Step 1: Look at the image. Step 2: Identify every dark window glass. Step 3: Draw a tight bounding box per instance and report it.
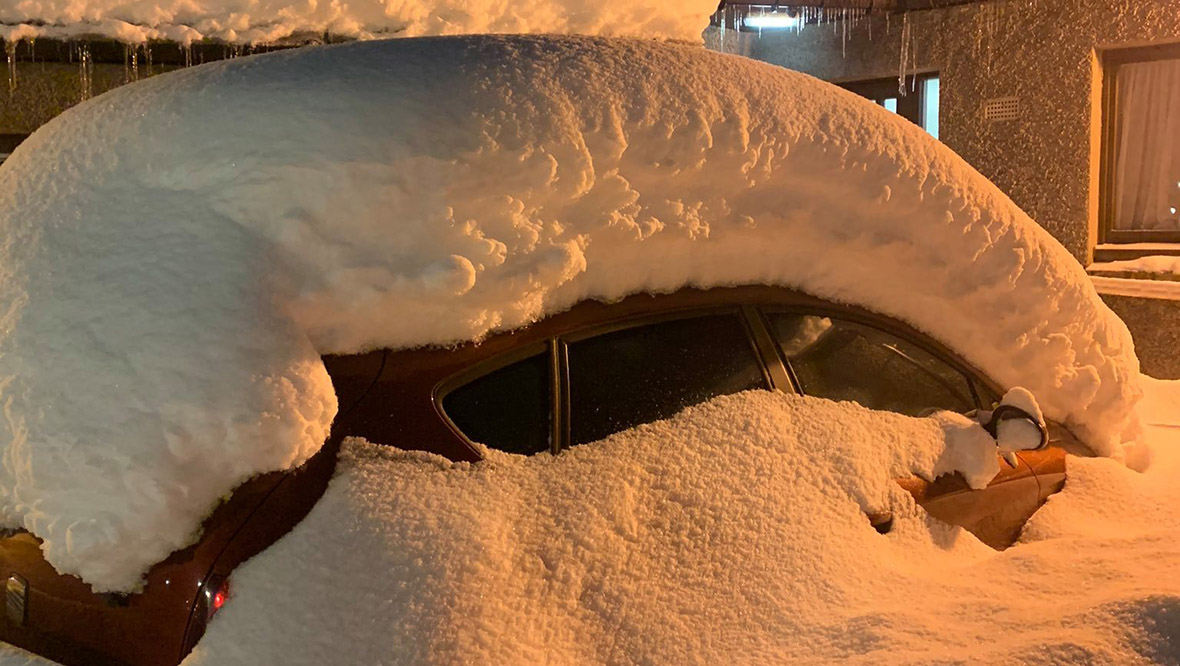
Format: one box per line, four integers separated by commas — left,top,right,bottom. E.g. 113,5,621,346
567,314,768,446
442,352,551,455
768,313,975,417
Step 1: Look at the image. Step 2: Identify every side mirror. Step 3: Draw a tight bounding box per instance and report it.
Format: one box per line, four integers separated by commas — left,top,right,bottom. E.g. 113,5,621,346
983,404,1049,452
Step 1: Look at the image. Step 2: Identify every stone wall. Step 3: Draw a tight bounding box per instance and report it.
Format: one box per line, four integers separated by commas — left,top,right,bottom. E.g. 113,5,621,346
1100,293,1180,379
707,0,1180,264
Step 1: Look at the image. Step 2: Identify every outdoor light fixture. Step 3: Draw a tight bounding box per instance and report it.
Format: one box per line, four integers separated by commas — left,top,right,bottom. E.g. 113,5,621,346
743,12,804,29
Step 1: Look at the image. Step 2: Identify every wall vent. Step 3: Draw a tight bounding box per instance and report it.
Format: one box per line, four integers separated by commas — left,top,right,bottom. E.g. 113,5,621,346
983,96,1020,123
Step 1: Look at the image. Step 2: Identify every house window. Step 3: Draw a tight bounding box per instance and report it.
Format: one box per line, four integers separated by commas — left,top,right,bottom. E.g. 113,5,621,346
1101,44,1180,243
839,74,940,138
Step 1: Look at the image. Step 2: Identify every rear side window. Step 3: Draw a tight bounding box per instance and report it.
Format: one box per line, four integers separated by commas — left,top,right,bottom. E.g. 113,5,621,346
566,314,768,446
442,352,551,455
767,313,976,417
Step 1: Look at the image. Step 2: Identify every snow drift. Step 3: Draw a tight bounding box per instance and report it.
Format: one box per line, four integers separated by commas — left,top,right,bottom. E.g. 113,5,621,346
183,388,1180,666
0,35,1141,592
182,392,1008,666
0,0,719,45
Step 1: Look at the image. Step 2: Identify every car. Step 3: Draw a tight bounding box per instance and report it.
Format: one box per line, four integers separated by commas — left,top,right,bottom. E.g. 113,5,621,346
0,284,1080,666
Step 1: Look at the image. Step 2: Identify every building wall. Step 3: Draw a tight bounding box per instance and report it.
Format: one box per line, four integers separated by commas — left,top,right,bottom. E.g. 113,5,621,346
1,62,139,134
707,0,1180,264
1100,293,1180,379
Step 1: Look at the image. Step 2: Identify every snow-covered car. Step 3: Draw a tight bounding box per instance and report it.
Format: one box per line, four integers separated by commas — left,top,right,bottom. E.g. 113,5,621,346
0,285,1073,666
0,34,1142,666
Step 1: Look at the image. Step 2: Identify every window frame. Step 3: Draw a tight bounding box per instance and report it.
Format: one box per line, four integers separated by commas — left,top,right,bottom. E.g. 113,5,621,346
435,306,787,455
555,307,781,449
756,305,988,412
1099,42,1180,244
432,294,1001,456
434,340,560,454
837,73,940,134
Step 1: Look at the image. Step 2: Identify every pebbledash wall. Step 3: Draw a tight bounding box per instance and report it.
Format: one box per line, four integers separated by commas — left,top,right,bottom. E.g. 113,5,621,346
706,0,1180,379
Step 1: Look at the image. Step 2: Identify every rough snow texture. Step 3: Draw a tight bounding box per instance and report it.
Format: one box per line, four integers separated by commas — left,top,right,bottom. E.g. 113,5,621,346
183,392,1009,666
184,382,1180,666
0,36,1142,592
0,0,718,45
184,385,1180,666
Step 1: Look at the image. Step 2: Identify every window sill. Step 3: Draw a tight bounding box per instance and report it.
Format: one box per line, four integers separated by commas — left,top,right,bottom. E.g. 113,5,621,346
1093,242,1180,263
1088,249,1180,300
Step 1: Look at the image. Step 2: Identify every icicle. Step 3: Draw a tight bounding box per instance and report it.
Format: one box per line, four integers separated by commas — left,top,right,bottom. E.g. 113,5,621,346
898,13,912,96
144,43,152,77
181,44,193,68
986,2,997,76
123,44,140,83
842,10,848,59
5,39,17,95
78,43,93,102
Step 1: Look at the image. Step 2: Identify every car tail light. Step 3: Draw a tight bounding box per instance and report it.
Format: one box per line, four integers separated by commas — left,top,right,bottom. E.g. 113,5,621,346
181,574,230,658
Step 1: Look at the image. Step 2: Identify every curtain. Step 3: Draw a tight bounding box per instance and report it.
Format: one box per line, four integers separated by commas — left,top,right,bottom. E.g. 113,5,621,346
1113,58,1180,232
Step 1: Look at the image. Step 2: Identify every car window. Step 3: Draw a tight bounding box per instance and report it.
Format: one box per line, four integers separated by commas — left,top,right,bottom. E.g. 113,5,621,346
567,313,769,446
441,351,551,455
767,313,976,417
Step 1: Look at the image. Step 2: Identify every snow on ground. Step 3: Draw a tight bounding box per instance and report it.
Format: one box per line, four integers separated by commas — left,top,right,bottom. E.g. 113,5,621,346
0,0,719,45
0,35,1142,592
183,383,1180,666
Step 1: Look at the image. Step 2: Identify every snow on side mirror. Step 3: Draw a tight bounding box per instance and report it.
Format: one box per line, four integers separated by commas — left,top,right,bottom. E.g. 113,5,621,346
981,388,1049,466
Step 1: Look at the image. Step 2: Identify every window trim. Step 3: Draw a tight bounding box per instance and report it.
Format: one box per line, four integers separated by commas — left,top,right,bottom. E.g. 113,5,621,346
431,298,1000,456
433,340,555,455
758,304,987,411
1099,42,1180,244
435,306,782,454
556,307,778,450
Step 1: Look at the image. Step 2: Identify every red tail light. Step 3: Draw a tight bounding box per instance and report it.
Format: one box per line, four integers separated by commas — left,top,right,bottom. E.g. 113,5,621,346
211,586,228,614
181,574,230,658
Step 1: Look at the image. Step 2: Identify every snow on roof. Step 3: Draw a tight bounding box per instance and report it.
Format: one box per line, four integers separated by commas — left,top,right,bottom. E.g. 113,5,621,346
0,0,718,44
0,35,1142,592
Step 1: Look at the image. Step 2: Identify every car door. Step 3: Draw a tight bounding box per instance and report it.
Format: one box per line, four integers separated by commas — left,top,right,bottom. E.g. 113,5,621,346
760,309,1045,548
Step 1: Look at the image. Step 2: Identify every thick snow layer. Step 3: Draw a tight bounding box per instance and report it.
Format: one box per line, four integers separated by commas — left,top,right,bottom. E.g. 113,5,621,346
0,0,718,44
0,36,1141,592
183,386,1180,665
1091,275,1180,302
182,392,1006,666
1089,254,1180,277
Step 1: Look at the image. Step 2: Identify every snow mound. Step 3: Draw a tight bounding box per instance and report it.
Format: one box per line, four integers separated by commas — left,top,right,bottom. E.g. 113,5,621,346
0,35,1141,592
0,0,718,45
182,391,1008,666
184,388,1180,666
